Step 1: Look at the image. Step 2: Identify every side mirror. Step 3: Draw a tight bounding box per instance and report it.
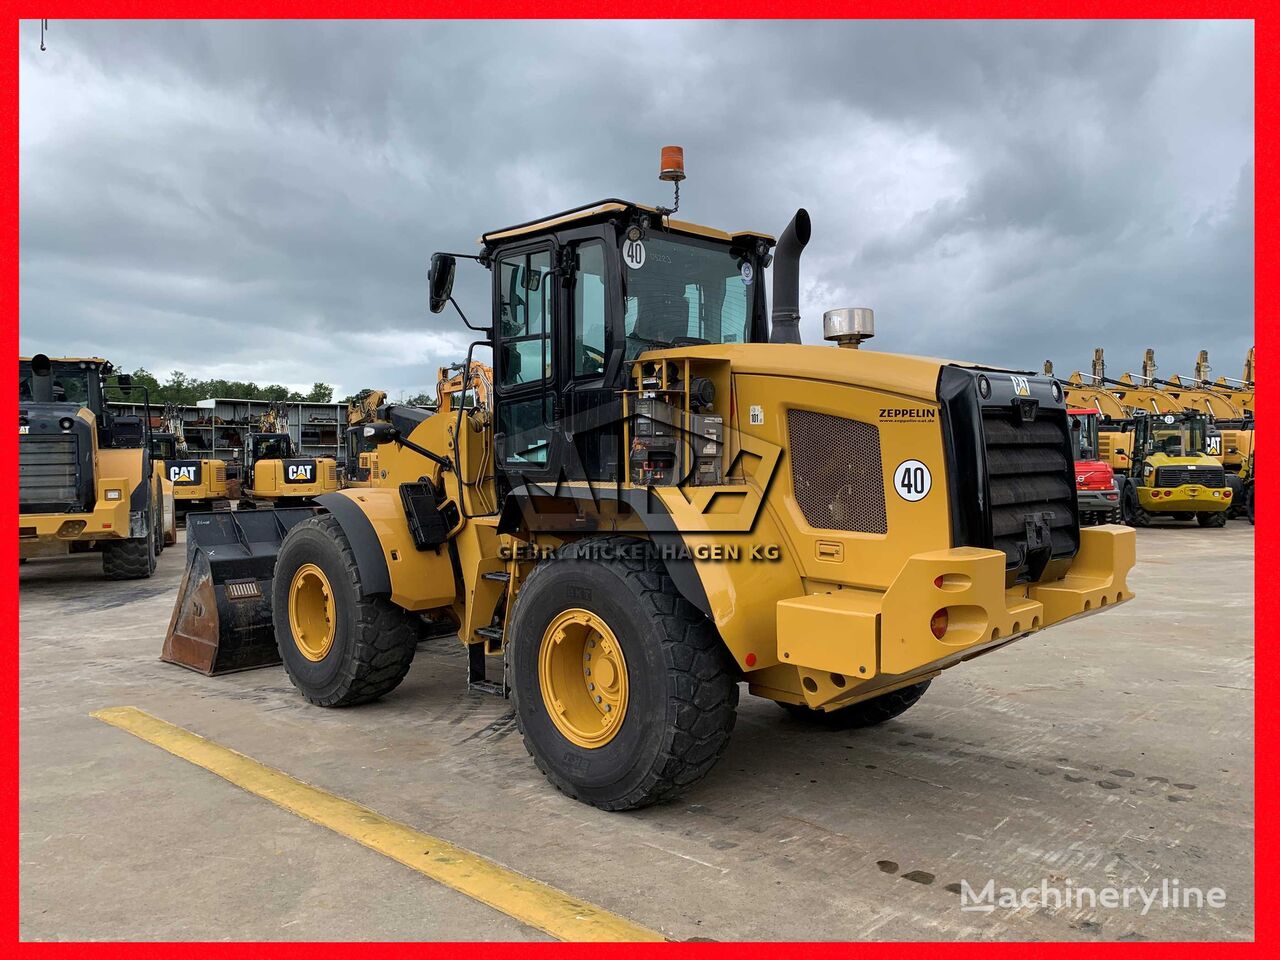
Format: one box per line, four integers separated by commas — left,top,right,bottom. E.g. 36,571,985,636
117,374,133,396
362,422,400,445
428,253,456,314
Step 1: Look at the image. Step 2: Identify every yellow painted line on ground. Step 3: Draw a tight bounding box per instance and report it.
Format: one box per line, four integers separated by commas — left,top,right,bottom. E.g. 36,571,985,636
92,706,664,942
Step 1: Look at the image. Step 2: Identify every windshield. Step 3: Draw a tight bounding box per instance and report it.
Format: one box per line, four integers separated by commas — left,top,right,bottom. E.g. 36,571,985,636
253,434,293,461
623,234,756,360
1148,416,1206,456
18,361,93,408
1069,413,1098,460
153,437,177,461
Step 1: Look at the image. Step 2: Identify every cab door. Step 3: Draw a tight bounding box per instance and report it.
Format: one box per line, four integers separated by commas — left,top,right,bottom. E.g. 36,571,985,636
556,226,625,483
492,243,561,492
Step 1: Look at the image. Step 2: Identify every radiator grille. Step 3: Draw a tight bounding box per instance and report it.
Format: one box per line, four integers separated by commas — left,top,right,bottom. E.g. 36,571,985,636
787,410,887,534
20,434,79,509
981,412,1077,572
1156,464,1225,488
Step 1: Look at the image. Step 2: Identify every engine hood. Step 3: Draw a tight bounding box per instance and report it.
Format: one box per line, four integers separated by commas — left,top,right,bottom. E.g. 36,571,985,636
639,343,1030,404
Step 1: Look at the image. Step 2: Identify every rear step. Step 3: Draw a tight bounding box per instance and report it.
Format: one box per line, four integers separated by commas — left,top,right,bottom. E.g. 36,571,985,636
481,571,510,582
468,640,508,698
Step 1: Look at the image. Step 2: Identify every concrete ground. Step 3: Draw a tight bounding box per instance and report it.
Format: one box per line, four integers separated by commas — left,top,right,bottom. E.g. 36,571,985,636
20,523,1254,941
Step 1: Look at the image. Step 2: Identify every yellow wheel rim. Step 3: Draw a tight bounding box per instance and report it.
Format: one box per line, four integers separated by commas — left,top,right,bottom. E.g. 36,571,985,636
538,608,628,749
288,563,336,662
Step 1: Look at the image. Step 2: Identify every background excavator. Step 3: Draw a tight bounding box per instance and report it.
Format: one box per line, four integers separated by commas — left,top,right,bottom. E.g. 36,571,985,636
238,400,340,509
344,390,387,488
156,401,230,518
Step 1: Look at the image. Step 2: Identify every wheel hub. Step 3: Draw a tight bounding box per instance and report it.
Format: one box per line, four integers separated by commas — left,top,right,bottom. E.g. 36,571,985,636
538,608,628,749
289,562,336,662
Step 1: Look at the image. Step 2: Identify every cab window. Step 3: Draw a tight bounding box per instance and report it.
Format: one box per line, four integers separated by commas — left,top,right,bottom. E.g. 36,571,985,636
573,242,608,377
498,250,552,388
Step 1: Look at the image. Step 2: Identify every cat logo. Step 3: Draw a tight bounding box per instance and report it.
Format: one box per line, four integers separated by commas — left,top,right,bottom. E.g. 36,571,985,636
287,463,314,482
1010,375,1031,397
169,465,198,483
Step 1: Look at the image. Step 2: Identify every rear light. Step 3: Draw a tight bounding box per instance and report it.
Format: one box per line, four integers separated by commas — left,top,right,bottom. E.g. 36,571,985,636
933,575,944,588
1224,489,1232,499
105,489,122,501
930,609,949,639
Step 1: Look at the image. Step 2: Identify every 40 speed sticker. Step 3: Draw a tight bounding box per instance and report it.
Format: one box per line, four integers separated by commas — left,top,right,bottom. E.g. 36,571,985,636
893,459,932,502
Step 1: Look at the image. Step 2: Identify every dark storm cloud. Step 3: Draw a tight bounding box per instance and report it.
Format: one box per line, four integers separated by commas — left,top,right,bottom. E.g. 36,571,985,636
20,19,1253,397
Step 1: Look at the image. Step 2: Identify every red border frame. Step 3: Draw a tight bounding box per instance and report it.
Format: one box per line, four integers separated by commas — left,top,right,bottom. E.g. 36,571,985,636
6,7,1265,951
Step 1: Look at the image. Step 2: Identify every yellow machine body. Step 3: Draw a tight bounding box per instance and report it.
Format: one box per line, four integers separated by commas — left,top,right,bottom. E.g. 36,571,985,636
329,341,1134,710
248,457,340,501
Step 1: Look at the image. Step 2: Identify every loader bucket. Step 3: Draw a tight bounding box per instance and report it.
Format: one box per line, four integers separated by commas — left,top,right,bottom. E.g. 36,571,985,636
162,507,318,675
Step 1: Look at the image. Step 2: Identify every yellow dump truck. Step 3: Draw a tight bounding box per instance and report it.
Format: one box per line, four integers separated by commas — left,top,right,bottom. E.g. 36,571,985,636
167,183,1135,810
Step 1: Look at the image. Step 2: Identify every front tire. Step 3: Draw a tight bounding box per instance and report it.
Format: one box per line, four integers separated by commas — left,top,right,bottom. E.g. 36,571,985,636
273,514,420,706
509,537,738,811
779,680,932,729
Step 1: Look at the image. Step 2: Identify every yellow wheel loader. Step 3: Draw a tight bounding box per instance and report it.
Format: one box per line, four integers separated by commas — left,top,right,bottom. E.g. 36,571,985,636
20,354,167,578
1115,410,1232,527
238,401,340,509
166,175,1135,808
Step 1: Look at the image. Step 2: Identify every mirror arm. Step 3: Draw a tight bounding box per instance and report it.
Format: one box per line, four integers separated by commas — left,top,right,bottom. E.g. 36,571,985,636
450,297,491,336
393,432,453,471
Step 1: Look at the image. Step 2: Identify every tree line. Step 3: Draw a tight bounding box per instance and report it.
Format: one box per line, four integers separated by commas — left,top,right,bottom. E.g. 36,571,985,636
122,368,334,405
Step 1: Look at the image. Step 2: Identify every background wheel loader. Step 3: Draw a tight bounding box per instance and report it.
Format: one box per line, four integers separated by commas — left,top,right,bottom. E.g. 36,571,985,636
237,400,340,509
20,354,168,578
165,156,1135,810
1113,410,1233,527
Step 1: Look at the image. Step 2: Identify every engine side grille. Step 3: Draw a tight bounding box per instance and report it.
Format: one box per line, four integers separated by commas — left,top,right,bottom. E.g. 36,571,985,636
1155,465,1225,488
20,434,80,511
787,409,887,534
982,412,1077,574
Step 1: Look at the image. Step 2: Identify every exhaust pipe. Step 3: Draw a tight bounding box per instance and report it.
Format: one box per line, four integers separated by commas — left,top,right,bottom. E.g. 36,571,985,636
769,208,811,344
31,353,54,403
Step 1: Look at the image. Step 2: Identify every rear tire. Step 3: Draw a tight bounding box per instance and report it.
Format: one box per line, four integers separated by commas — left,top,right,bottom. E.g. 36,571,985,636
1247,482,1255,525
273,514,420,707
102,532,157,580
1197,510,1228,528
1225,474,1245,519
1123,486,1150,528
509,536,738,811
779,680,932,729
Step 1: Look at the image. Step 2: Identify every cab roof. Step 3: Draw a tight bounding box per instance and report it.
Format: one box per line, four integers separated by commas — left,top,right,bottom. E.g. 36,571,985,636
479,198,775,247
20,356,110,365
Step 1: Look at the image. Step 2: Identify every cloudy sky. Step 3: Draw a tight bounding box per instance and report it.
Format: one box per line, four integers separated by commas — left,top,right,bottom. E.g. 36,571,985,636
20,20,1254,400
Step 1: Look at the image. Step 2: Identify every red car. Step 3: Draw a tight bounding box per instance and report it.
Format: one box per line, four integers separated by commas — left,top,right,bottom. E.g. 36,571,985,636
1069,408,1120,524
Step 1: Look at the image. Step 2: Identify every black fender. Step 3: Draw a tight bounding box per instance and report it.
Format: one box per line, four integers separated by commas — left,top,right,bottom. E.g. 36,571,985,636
314,492,392,596
498,484,712,617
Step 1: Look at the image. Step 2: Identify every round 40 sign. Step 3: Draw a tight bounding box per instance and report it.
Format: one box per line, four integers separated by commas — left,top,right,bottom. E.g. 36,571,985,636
893,459,932,502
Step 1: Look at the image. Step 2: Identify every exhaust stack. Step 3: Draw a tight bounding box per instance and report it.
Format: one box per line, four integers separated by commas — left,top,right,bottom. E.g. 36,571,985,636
31,353,54,403
769,209,811,344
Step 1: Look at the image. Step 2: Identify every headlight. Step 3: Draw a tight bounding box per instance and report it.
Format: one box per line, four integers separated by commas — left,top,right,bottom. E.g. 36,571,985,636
105,489,122,501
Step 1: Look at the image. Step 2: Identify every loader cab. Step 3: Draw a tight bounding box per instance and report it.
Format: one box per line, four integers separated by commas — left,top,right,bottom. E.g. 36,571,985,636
1134,411,1209,464
471,201,772,493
